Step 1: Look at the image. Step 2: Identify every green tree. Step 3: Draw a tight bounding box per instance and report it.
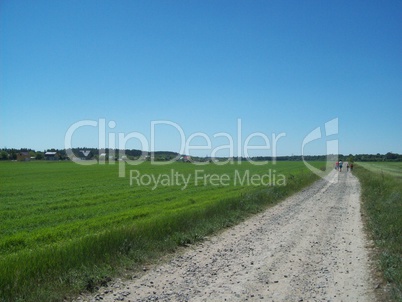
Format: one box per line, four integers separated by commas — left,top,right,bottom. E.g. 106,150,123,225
0,151,8,160
385,152,397,160
9,150,17,160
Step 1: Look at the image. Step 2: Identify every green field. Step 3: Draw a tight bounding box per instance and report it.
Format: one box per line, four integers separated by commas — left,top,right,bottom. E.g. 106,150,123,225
357,162,402,178
0,160,324,301
354,162,402,301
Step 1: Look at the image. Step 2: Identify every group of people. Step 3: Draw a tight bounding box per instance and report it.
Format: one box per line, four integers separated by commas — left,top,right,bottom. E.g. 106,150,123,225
335,161,353,172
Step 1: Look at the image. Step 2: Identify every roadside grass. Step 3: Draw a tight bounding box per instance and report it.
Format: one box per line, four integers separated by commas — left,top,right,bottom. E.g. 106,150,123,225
354,163,402,301
0,161,324,301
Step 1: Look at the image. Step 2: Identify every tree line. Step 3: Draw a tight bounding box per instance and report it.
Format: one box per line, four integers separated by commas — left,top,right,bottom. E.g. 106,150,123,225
0,148,179,161
1,148,401,162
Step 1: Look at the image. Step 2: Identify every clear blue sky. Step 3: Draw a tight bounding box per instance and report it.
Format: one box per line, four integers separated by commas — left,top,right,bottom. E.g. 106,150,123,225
1,0,401,156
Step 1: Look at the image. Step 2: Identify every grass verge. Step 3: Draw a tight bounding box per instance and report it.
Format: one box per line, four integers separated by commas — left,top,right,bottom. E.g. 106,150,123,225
1,168,320,302
354,164,402,301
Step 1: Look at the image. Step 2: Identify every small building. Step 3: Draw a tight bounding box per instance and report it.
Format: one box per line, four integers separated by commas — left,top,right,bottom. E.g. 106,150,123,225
17,152,30,161
45,151,58,160
180,155,192,163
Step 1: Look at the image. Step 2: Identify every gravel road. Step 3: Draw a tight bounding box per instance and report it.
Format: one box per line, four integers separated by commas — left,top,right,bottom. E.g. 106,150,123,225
80,170,376,302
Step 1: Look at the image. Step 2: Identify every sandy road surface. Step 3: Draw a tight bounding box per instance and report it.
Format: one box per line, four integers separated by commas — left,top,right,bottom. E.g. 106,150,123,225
80,170,375,302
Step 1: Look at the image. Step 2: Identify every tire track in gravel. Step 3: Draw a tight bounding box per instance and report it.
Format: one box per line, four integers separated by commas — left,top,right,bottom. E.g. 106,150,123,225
79,170,375,302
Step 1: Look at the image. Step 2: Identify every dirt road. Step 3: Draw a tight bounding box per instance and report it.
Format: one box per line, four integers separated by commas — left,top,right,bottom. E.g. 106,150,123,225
81,170,376,302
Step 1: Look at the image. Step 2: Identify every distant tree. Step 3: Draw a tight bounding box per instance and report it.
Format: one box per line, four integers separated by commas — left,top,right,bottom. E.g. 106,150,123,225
9,150,17,160
385,152,398,160
35,152,44,160
0,151,8,160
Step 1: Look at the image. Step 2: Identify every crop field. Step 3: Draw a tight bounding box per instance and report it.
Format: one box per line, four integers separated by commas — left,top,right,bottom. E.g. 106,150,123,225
354,162,402,301
356,162,402,179
0,160,324,301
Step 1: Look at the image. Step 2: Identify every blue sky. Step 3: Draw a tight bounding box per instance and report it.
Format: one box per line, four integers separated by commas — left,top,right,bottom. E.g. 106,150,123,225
1,0,401,156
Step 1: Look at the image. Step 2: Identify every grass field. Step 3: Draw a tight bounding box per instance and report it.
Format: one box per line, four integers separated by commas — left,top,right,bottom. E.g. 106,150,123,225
354,162,402,301
357,162,402,179
0,160,324,301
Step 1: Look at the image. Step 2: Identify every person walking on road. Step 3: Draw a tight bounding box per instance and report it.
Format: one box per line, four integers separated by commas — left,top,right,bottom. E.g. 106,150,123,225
339,160,343,172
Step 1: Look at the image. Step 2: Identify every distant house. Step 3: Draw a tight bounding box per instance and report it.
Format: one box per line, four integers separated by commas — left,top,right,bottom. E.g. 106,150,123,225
44,151,58,160
180,155,192,163
17,152,30,161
